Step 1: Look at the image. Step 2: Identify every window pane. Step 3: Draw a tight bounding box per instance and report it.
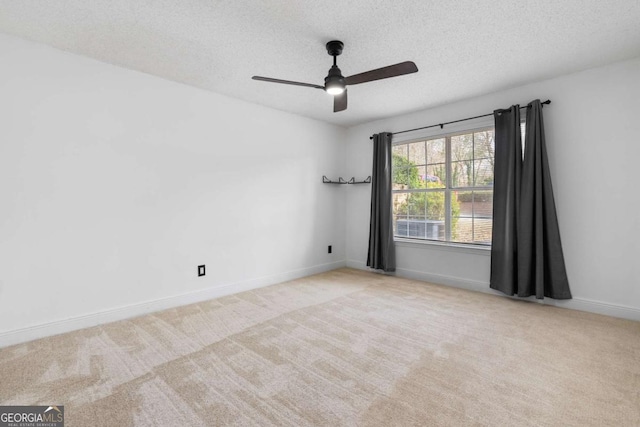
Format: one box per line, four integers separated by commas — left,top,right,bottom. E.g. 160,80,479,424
452,133,473,161
451,160,473,187
392,144,409,190
408,141,426,165
426,164,446,188
394,215,408,237
474,191,493,242
425,190,446,221
451,190,493,244
393,191,409,238
474,130,495,186
427,138,446,164
452,190,470,243
392,144,407,160
473,130,494,157
393,193,409,217
426,190,446,240
393,167,408,190
474,159,493,187
410,166,427,189
407,194,425,218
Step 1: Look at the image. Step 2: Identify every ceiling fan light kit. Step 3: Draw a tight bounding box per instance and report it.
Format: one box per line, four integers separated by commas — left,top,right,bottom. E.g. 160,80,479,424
324,67,346,95
324,40,346,95
252,40,418,112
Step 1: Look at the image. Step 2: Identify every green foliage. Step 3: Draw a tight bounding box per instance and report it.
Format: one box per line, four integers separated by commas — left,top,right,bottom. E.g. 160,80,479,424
392,154,421,188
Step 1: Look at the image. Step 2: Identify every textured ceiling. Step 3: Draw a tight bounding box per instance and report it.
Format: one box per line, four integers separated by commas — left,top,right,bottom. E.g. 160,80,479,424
1,0,640,127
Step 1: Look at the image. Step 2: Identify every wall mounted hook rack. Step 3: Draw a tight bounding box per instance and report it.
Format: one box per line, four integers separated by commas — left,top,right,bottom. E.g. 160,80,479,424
322,176,371,185
347,176,371,184
322,176,348,184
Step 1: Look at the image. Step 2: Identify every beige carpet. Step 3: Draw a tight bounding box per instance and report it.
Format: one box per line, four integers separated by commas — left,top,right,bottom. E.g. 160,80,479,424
1,268,639,426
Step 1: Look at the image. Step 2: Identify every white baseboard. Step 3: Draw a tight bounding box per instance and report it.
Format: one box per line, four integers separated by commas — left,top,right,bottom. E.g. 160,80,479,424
0,260,347,349
548,297,640,321
346,259,640,322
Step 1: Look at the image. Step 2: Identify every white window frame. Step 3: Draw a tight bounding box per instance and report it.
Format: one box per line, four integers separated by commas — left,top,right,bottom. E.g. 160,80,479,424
391,115,496,251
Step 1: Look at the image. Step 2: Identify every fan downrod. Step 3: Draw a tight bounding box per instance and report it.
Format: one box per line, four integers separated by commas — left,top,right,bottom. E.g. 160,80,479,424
326,40,344,57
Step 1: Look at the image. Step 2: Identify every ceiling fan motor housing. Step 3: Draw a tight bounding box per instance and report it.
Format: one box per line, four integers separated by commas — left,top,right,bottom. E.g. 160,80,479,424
324,65,346,92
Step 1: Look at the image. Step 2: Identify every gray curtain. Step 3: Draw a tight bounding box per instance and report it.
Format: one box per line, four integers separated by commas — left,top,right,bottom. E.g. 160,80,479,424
367,132,396,272
490,106,522,296
517,100,571,298
491,100,571,299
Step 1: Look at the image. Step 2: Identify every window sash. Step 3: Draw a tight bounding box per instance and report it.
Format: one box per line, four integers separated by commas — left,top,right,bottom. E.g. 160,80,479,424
391,125,495,246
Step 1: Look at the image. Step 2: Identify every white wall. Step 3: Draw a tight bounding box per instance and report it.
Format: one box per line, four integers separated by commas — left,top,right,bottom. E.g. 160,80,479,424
0,34,347,346
345,57,640,320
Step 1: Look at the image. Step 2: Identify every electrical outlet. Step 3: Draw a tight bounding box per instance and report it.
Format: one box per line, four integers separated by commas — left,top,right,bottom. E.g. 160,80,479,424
198,265,205,276
328,245,332,254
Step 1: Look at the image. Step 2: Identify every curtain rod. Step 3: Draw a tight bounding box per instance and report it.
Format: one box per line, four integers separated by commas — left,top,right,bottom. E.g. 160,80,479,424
369,99,551,140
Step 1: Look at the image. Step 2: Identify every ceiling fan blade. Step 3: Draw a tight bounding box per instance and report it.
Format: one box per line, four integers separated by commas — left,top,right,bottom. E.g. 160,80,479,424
334,90,347,112
252,76,324,90
345,61,418,86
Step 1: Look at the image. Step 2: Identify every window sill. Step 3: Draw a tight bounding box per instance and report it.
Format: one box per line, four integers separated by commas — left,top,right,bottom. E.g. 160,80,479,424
394,237,491,256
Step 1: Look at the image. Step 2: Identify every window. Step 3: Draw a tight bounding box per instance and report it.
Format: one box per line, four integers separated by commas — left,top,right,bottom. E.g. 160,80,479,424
392,127,495,246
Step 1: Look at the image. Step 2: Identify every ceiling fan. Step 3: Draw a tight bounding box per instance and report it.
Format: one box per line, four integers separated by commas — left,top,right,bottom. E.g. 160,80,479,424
252,40,418,113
